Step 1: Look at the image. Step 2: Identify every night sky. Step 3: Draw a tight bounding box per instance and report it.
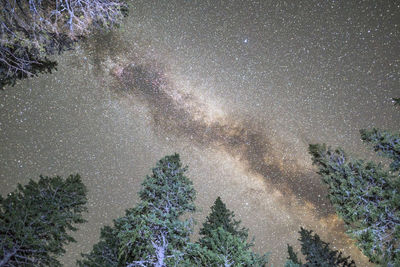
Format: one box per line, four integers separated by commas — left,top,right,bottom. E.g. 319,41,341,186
1,0,399,266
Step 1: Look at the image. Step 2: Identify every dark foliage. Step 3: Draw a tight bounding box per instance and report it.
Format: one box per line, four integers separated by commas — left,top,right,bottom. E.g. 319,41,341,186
79,156,269,266
286,228,355,267
199,196,248,241
360,128,400,172
194,197,268,266
298,227,355,267
0,0,127,88
287,244,302,265
0,174,87,266
78,154,196,266
309,143,399,265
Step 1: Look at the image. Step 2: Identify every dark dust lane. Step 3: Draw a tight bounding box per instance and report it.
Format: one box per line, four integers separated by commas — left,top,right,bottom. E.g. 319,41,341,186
111,62,332,214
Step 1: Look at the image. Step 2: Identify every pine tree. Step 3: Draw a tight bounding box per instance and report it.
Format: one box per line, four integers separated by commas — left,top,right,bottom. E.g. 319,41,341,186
360,128,400,172
285,228,355,267
308,98,400,265
309,143,400,265
0,174,88,266
299,227,355,267
199,196,248,241
77,225,120,266
78,154,197,266
194,197,269,266
1,0,127,88
287,244,302,265
0,48,58,89
189,227,268,266
79,158,270,266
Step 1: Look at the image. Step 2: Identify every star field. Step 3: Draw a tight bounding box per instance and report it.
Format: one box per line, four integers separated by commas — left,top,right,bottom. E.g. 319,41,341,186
1,1,399,266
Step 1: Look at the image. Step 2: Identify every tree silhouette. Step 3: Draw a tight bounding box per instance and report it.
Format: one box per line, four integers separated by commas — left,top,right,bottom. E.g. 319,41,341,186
0,0,128,88
308,98,400,265
286,228,355,267
0,174,87,266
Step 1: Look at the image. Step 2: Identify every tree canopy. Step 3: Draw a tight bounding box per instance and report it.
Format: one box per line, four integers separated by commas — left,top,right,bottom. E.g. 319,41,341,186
0,0,128,88
286,227,355,267
0,174,87,266
194,196,268,267
78,154,197,266
78,154,269,267
199,196,248,241
308,99,400,266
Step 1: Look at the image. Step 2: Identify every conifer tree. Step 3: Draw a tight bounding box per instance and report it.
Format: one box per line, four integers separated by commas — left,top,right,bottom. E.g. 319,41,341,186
360,128,400,172
286,244,302,265
189,227,268,266
79,161,270,267
1,0,128,88
309,143,399,265
78,154,196,266
77,225,120,266
285,228,355,267
299,227,355,267
193,197,269,267
0,174,87,266
306,95,400,266
199,196,248,241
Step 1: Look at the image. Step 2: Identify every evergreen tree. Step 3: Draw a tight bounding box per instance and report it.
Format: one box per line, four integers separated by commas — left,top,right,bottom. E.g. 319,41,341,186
299,227,355,267
199,196,248,241
78,154,196,266
79,157,270,266
287,244,302,265
1,0,128,88
189,227,268,266
194,197,268,266
360,128,400,172
0,174,87,266
77,225,120,266
285,228,355,267
308,98,400,265
309,143,400,265
0,45,58,88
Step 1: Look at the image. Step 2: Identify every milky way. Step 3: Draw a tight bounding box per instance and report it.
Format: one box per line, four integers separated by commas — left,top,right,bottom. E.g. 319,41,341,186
110,61,332,213
1,0,399,266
